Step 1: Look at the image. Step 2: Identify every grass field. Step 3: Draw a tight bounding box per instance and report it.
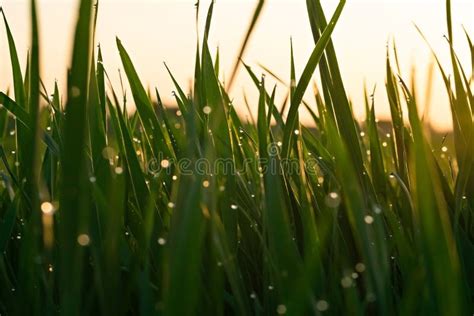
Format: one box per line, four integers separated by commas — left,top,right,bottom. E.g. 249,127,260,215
0,0,473,315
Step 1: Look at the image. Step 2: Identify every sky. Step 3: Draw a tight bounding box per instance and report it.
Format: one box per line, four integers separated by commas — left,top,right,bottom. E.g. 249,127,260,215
0,0,473,131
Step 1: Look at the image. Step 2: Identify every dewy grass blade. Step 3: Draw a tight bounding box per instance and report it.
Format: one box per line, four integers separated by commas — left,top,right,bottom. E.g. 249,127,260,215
1,9,26,107
117,38,172,159
281,0,346,159
58,0,94,315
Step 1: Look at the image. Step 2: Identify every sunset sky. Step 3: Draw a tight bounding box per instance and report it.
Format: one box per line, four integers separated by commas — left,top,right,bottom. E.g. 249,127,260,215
0,0,472,131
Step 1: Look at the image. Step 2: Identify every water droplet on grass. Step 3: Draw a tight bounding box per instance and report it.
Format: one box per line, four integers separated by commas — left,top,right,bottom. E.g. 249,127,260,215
102,147,116,160
373,205,382,214
364,215,374,224
161,159,170,168
340,277,352,288
316,300,329,311
325,192,341,208
41,202,55,215
71,86,81,97
276,304,287,314
77,234,90,246
158,238,166,245
203,106,212,114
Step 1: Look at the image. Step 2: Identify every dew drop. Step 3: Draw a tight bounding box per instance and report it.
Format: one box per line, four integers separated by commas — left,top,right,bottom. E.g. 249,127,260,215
41,202,55,215
276,304,287,314
158,238,166,245
316,300,329,312
373,205,382,214
71,86,81,98
203,106,212,115
340,276,352,288
161,159,170,168
77,234,90,246
325,192,341,208
102,146,117,160
364,215,374,224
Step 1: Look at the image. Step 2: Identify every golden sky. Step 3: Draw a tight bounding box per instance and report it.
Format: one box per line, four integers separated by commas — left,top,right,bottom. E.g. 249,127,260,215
1,0,473,131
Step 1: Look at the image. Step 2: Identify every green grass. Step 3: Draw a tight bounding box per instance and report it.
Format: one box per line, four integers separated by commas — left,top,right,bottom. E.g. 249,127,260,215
0,0,473,315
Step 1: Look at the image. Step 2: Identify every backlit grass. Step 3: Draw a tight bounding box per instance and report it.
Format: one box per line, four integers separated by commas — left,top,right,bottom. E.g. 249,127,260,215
0,0,473,315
